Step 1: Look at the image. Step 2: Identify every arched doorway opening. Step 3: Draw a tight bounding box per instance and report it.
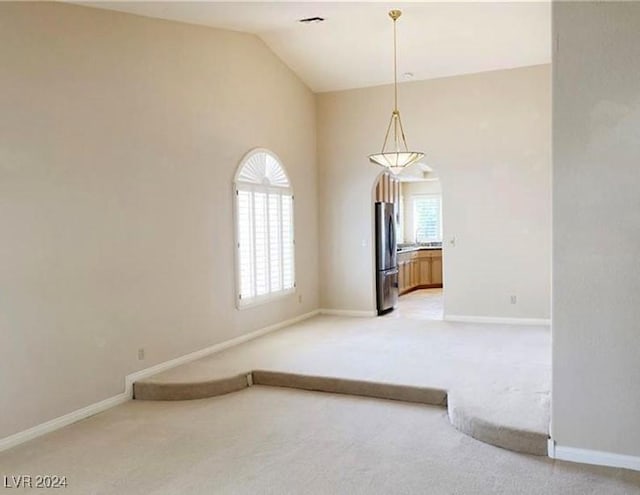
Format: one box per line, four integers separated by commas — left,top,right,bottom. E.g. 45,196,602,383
372,165,444,319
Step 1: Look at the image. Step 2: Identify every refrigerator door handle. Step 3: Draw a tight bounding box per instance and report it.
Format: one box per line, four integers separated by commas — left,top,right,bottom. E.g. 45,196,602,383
388,213,395,263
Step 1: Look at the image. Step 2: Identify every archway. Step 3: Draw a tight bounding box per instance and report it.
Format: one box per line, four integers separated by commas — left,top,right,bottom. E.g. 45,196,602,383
371,165,445,319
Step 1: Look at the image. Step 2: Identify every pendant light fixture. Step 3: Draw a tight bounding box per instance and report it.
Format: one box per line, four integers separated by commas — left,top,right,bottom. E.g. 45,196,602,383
368,10,424,174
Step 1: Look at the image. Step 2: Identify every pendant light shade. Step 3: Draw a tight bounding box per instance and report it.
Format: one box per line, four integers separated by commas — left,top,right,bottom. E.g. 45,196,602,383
369,151,424,176
368,10,424,174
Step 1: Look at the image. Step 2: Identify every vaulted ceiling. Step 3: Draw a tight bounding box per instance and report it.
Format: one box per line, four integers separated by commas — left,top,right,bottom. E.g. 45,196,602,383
84,1,551,93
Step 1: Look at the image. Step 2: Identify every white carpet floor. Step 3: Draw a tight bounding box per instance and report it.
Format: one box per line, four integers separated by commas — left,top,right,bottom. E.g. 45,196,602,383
2,387,638,495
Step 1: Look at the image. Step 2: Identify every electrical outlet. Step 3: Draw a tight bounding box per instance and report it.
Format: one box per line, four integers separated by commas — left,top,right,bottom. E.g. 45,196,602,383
510,295,517,305
298,294,303,304
137,348,145,361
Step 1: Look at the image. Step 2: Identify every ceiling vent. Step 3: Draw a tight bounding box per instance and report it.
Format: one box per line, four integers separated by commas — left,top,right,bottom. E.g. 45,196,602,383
299,16,325,24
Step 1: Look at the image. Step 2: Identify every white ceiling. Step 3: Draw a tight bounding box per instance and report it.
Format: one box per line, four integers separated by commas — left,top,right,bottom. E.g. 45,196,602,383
83,1,551,93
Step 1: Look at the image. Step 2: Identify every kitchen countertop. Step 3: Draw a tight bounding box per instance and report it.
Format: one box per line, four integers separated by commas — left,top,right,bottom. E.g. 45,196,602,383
397,246,442,253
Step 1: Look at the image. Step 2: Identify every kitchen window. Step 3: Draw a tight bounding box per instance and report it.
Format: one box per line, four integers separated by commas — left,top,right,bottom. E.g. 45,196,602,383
413,195,442,243
234,149,295,308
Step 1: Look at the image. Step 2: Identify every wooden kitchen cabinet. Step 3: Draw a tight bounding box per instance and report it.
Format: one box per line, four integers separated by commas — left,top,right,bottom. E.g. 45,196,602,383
419,257,431,284
401,259,414,293
412,260,419,287
397,256,414,294
431,255,443,285
402,262,407,289
397,249,443,295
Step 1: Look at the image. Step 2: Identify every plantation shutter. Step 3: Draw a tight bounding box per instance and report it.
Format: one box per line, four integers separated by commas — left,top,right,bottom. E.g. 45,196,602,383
235,151,295,306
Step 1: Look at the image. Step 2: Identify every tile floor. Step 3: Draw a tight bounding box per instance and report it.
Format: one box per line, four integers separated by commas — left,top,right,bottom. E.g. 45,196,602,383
388,288,444,320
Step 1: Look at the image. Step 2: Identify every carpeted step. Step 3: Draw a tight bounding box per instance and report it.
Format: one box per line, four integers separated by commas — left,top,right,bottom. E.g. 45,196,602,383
251,370,448,406
133,373,249,401
447,393,548,456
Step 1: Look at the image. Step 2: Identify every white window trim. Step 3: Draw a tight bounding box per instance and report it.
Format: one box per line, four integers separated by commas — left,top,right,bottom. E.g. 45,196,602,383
236,286,296,310
233,149,296,310
411,193,443,243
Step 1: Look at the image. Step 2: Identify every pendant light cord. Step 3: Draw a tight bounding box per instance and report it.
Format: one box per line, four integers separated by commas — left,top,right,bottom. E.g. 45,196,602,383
393,15,398,113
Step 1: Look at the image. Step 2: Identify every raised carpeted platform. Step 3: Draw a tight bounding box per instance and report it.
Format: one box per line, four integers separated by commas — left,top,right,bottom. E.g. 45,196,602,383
134,369,545,455
133,314,551,456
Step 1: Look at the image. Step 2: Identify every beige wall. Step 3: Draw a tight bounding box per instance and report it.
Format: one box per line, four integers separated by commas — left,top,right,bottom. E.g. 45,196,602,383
317,65,551,318
552,2,640,456
0,3,318,439
401,180,443,244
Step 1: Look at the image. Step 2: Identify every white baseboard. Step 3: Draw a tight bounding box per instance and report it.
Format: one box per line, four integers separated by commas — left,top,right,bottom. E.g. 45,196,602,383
0,309,320,454
548,440,640,472
123,309,320,394
319,308,377,317
444,314,551,326
0,393,130,453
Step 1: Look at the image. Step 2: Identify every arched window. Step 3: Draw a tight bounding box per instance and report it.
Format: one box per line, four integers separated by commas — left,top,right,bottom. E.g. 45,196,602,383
234,149,295,308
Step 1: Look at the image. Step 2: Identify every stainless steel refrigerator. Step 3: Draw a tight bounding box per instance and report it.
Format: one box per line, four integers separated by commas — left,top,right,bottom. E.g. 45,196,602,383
375,202,398,315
